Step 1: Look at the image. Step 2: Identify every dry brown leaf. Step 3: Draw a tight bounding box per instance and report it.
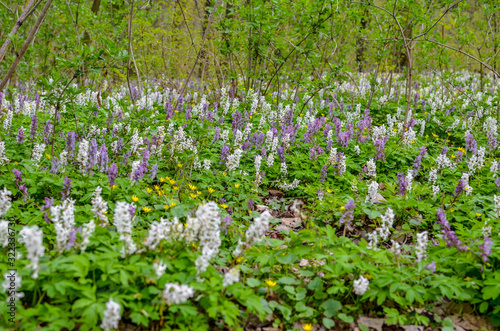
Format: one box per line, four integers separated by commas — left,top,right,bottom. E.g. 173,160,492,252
357,316,384,331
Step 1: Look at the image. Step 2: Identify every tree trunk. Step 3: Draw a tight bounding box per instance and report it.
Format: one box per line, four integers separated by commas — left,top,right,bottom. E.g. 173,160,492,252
0,0,40,65
0,0,53,92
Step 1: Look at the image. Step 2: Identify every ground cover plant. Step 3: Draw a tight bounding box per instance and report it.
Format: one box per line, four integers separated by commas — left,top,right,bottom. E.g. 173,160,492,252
0,71,499,330
1,0,500,330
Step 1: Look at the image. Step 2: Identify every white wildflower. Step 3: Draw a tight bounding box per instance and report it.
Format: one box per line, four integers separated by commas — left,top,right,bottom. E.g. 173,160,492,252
366,158,376,178
365,181,379,203
222,266,240,287
0,188,12,218
267,152,275,167
354,145,361,155
153,261,167,279
32,143,46,164
428,169,438,184
378,208,395,240
91,186,108,225
227,149,243,172
76,139,89,170
432,185,440,198
0,141,9,165
163,283,195,305
2,270,24,302
390,240,401,257
80,219,95,253
415,231,428,262
366,231,378,250
101,298,121,331
114,201,136,257
353,275,369,295
50,199,76,252
0,221,9,247
494,195,500,217
19,226,45,279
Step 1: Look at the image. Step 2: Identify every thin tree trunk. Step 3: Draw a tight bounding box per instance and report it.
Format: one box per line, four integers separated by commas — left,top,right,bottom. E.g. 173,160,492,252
0,0,40,65
0,0,53,91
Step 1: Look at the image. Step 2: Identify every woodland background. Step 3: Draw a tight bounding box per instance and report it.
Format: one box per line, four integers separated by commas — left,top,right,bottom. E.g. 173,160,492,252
0,0,499,92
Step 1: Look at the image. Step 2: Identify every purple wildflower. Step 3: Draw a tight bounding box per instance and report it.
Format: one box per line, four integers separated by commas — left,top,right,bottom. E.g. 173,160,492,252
43,120,53,145
465,133,477,155
219,145,230,164
487,131,497,152
397,172,407,195
17,127,25,144
50,157,61,173
30,114,38,141
278,146,285,163
66,226,82,250
436,209,467,251
149,163,158,180
12,169,23,182
66,131,77,157
374,136,389,161
40,197,54,223
478,236,492,262
108,162,118,187
129,204,136,217
61,176,72,200
340,199,355,225
310,147,317,160
413,146,427,175
98,144,109,172
426,261,436,272
453,179,465,198
248,198,254,211
212,127,221,143
320,165,328,183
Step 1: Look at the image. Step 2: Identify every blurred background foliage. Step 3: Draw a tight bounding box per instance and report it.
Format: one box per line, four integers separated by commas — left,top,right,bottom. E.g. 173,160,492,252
0,0,499,91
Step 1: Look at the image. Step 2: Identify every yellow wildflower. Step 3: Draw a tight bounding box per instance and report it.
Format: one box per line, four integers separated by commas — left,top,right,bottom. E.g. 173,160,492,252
146,188,152,194
265,279,277,287
188,184,197,191
160,177,165,182
164,205,169,210
190,193,197,199
476,213,482,217
220,204,228,209
303,324,313,331
208,188,215,194
111,185,118,189
170,202,176,207
341,206,345,210
237,256,244,263
132,195,139,202
177,163,183,168
235,184,240,189
142,206,151,212
46,153,52,159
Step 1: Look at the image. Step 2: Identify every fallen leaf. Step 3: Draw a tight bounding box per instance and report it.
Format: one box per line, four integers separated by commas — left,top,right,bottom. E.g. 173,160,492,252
357,316,384,331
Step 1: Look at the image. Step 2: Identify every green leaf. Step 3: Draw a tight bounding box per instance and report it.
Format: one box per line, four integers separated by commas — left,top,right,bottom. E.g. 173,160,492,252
338,313,354,323
246,278,261,287
276,253,298,264
278,276,298,285
323,318,335,328
320,299,341,318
